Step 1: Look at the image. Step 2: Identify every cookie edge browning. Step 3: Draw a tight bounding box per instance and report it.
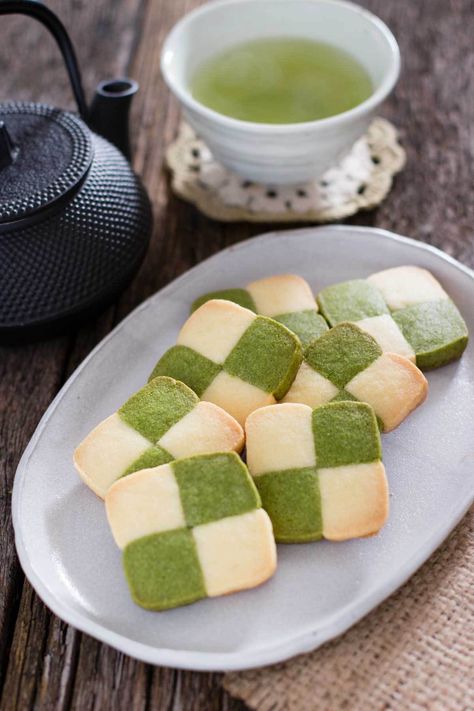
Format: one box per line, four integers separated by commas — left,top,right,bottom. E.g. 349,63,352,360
367,266,448,310
246,274,317,317
107,454,275,608
74,376,198,499
384,352,428,430
73,412,150,500
73,376,243,499
319,461,389,541
105,462,187,551
346,352,428,432
192,509,277,597
355,314,416,362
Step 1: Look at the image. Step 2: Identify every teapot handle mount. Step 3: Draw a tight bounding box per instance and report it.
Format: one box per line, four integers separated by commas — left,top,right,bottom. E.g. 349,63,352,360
0,0,88,119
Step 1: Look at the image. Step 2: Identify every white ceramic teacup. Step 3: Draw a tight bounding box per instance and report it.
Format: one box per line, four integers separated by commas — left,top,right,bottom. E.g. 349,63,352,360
161,0,400,185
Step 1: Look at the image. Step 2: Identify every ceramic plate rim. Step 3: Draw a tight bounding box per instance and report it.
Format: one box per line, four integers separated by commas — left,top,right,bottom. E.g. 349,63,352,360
12,226,474,671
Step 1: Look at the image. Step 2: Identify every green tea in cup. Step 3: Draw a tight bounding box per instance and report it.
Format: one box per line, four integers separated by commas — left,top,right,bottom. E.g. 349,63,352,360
190,37,373,124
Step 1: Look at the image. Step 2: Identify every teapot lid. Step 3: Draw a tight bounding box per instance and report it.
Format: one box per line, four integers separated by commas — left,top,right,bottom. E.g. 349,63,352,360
0,102,93,228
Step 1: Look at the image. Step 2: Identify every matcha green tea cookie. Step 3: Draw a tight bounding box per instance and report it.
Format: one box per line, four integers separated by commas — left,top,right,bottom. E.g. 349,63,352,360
192,275,328,345
105,452,277,610
283,322,428,431
317,266,468,368
245,402,388,542
74,376,244,498
150,299,302,425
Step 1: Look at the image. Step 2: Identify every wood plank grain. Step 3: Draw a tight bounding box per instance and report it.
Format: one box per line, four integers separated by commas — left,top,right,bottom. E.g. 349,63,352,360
0,0,245,708
0,0,147,108
0,0,147,708
362,0,474,268
0,338,68,697
1,0,473,708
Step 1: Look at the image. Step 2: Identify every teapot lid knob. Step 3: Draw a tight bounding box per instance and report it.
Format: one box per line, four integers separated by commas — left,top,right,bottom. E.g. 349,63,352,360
0,103,92,230
0,121,19,170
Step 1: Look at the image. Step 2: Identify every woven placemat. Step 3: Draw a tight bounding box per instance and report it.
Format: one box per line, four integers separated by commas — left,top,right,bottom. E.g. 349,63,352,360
166,118,405,222
223,508,473,711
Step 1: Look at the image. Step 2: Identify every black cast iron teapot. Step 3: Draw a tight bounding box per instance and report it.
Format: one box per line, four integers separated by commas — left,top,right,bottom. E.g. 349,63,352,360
0,0,153,343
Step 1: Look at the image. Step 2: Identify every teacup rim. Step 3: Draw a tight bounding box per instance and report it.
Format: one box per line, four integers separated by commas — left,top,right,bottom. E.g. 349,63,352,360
160,0,401,134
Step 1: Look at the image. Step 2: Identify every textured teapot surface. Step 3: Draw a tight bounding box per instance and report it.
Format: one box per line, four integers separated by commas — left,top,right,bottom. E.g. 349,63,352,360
0,103,152,343
0,1,153,342
0,103,93,227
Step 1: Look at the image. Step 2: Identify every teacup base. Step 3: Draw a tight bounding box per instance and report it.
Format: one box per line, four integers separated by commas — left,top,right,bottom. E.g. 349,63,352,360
166,118,405,224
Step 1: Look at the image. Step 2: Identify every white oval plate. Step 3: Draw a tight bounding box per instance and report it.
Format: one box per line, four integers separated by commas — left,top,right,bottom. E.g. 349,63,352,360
13,226,474,672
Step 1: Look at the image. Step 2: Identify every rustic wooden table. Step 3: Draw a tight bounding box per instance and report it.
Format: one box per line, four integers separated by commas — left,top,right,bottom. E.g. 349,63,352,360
1,0,473,708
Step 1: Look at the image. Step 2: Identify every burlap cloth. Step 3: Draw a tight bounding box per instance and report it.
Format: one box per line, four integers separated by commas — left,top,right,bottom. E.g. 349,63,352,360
224,507,473,711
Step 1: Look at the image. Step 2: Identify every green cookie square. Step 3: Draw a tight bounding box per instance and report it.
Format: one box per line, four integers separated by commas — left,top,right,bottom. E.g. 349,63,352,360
123,445,173,477
330,392,383,431
224,316,302,398
255,468,322,543
191,288,256,313
330,389,359,403
148,346,222,397
123,529,206,610
392,299,468,369
304,323,381,390
119,376,197,442
173,452,260,527
274,310,329,346
318,279,389,326
313,402,381,468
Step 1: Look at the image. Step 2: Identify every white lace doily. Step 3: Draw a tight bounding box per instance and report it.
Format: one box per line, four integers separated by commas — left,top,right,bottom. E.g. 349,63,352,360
166,118,406,223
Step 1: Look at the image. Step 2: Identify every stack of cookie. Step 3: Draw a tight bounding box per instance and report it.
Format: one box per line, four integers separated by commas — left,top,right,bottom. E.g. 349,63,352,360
74,268,468,611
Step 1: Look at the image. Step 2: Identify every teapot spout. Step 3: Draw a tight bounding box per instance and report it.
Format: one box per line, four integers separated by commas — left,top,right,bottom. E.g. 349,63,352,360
88,79,138,160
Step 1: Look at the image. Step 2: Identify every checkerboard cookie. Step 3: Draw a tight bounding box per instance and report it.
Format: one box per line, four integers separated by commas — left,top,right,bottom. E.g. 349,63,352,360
191,275,328,346
282,322,428,431
105,452,277,610
74,376,244,498
317,266,468,369
150,299,302,425
245,402,388,542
